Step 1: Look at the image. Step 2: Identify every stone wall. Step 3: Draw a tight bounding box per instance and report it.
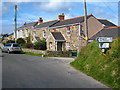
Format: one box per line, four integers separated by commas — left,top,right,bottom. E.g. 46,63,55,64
22,48,46,55
22,48,73,56
46,51,72,57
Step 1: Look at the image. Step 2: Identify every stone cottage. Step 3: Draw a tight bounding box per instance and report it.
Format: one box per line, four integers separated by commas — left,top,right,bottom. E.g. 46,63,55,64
32,14,116,51
16,13,116,51
16,22,37,39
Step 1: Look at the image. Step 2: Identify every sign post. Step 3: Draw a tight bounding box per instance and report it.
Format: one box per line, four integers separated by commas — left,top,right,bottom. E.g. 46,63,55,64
96,37,113,42
96,37,113,54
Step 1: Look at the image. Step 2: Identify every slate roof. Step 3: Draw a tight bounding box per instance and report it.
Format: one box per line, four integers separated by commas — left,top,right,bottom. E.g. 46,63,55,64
97,19,116,27
90,26,120,40
51,32,65,41
35,20,59,29
50,14,92,27
17,22,37,30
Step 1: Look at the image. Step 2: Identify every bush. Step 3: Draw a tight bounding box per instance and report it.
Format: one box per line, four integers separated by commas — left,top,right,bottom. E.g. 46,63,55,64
24,42,34,49
16,38,25,46
6,40,15,43
34,39,47,50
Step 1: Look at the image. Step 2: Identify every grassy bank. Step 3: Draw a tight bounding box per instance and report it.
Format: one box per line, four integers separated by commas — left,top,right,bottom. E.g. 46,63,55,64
70,38,120,88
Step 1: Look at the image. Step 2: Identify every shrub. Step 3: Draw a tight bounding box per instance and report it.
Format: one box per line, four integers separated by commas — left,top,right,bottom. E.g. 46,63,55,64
34,39,47,50
16,38,26,46
24,42,34,49
6,40,15,43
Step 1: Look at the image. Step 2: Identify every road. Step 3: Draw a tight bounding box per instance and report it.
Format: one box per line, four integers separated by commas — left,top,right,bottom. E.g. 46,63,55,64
0,49,2,89
2,53,108,88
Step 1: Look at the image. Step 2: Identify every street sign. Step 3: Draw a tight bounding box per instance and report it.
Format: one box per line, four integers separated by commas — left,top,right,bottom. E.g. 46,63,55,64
96,37,113,42
99,43,110,48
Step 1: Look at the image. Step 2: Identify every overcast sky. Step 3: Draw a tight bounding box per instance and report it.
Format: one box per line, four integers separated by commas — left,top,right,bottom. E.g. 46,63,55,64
1,0,119,34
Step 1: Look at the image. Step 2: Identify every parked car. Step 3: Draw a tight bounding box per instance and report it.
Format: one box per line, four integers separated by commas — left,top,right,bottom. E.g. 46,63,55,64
2,43,22,53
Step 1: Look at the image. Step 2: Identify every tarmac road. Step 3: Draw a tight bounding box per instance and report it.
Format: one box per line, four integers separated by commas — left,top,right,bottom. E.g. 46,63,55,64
2,53,108,88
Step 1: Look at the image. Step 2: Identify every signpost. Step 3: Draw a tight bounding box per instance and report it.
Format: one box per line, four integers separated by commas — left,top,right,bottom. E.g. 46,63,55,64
96,37,113,54
96,37,113,42
99,43,109,48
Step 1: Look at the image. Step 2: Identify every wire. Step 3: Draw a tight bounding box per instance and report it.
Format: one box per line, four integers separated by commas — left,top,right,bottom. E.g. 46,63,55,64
102,2,118,18
16,5,37,26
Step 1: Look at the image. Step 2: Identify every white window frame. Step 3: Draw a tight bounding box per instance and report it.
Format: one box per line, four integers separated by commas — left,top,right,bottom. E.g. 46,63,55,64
20,30,23,38
66,42,70,50
26,29,28,37
33,31,37,37
66,27,71,36
43,30,46,38
49,42,52,49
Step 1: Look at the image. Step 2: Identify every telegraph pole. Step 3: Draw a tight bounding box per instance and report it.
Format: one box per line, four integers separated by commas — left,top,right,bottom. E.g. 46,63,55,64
77,0,88,57
14,5,17,43
84,0,88,42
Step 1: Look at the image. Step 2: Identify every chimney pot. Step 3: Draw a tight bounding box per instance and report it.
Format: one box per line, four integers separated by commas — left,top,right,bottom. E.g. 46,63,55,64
24,22,26,25
38,17,43,24
58,13,65,21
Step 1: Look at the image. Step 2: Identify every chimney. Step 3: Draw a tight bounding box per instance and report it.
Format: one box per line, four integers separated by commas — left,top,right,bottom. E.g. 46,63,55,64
38,17,43,24
24,22,26,25
58,13,65,21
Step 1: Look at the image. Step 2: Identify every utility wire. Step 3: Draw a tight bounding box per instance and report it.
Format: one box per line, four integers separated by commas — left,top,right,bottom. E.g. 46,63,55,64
16,6,37,26
102,2,118,18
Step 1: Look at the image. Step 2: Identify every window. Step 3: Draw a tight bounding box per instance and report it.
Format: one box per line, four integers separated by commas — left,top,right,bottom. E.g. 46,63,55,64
66,42,70,50
43,30,46,38
66,27,71,35
26,29,28,37
20,30,23,38
55,29,59,31
17,30,20,38
49,42,52,49
33,31,37,37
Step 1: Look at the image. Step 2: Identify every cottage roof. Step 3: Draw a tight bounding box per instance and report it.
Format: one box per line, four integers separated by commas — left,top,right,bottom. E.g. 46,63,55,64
17,14,116,30
90,26,120,40
17,22,37,30
35,20,59,29
50,14,92,28
51,31,65,41
97,19,116,27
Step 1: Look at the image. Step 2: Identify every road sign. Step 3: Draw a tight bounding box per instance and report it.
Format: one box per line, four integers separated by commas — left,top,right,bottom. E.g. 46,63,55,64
99,43,110,48
96,37,113,42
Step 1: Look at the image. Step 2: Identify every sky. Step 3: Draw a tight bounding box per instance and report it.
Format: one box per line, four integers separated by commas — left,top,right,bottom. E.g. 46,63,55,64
1,0,119,34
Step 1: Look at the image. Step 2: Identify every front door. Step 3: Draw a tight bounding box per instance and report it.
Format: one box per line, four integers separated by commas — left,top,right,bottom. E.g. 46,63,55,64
57,42,62,51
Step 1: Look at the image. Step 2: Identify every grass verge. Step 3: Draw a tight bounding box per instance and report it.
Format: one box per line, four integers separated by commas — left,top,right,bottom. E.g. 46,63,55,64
70,38,120,88
23,51,69,57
